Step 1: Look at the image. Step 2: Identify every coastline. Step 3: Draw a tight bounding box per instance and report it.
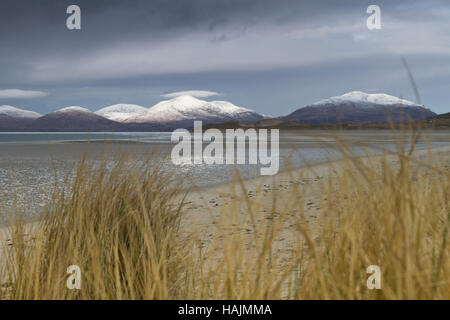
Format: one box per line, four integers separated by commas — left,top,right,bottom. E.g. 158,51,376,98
2,144,449,235
1,143,449,297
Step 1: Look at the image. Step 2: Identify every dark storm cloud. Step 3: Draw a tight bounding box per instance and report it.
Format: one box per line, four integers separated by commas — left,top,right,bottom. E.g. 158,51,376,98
0,0,449,114
0,0,442,84
0,0,400,75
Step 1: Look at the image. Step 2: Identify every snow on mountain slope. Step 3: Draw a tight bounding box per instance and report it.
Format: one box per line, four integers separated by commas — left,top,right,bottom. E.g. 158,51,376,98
311,91,421,108
39,106,115,122
53,106,93,114
31,106,124,132
96,104,149,122
53,96,266,126
138,95,265,124
0,105,41,119
282,91,436,124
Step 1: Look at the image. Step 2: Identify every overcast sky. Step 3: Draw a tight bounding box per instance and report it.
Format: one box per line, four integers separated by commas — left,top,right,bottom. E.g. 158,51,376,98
0,0,449,115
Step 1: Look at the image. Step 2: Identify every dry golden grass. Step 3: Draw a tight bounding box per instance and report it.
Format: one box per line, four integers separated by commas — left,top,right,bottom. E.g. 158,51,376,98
1,155,185,299
293,150,450,299
0,134,449,299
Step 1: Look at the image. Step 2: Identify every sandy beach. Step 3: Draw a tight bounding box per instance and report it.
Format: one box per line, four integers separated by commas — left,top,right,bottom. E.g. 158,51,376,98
2,145,450,247
0,142,449,299
180,145,450,271
0,148,339,288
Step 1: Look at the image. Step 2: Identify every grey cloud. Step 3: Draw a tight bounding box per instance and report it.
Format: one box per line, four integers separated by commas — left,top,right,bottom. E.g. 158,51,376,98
1,0,447,86
161,90,221,98
0,89,48,99
0,0,448,115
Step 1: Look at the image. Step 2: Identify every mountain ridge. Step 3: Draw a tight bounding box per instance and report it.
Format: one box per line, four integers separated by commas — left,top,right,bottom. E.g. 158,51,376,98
0,105,42,119
0,92,443,132
96,95,266,126
282,91,436,124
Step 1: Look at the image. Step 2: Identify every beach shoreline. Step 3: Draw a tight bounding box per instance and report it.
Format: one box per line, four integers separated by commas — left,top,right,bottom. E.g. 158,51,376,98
0,142,449,299
2,144,449,233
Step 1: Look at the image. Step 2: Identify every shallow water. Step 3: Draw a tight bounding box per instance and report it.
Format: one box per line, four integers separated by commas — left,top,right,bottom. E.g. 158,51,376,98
0,132,174,143
0,130,449,218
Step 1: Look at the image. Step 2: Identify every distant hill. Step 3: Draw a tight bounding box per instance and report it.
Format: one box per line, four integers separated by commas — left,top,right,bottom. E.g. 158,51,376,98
202,113,450,131
424,112,450,128
281,91,436,124
29,107,124,132
0,105,41,131
0,115,35,131
29,107,171,132
434,112,450,119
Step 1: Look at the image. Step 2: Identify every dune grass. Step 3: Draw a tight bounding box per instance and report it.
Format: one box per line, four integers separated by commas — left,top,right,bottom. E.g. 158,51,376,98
1,155,185,299
0,133,449,299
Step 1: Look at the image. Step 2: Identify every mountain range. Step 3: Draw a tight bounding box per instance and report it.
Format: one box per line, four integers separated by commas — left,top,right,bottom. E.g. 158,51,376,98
0,92,441,132
96,95,265,126
0,96,265,132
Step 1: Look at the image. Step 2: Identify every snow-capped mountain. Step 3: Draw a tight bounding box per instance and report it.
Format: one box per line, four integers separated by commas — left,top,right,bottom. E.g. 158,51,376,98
138,95,265,127
0,91,439,132
311,91,421,108
96,104,149,123
0,105,42,131
94,95,266,128
0,105,41,119
282,91,436,124
0,96,267,131
31,106,124,132
53,106,93,114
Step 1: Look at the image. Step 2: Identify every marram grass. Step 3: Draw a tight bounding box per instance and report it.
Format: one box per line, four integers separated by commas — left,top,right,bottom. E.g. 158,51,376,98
0,137,449,299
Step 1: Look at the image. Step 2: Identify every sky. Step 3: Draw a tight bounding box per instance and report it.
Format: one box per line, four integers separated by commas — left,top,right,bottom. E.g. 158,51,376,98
0,0,449,116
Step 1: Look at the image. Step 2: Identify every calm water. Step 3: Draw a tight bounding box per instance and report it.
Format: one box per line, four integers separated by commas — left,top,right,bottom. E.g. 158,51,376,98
0,132,173,143
0,131,449,145
0,130,449,218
